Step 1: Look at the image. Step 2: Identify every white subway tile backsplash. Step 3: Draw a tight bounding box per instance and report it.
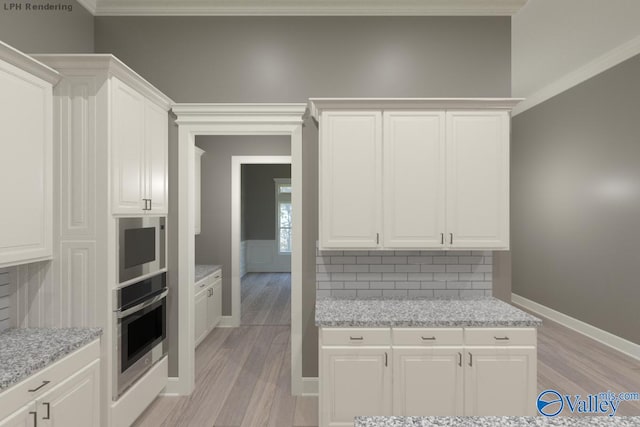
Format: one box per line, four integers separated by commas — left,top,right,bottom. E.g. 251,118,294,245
316,247,493,295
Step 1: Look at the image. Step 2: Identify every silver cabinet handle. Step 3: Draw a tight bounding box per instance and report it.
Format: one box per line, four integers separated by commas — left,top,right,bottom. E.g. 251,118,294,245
441,233,444,244
421,336,436,341
458,352,462,367
42,402,51,420
349,336,364,341
494,336,510,341
468,352,473,367
28,380,50,393
376,233,380,245
30,411,37,427
149,199,152,210
385,352,388,367
450,233,453,245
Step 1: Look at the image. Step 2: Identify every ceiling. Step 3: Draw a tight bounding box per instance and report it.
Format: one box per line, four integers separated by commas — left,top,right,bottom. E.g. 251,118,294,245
76,0,529,16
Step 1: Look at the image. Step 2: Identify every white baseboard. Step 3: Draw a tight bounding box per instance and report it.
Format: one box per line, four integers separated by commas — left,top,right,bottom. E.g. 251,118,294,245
160,377,181,396
512,293,640,361
216,315,238,328
301,377,318,396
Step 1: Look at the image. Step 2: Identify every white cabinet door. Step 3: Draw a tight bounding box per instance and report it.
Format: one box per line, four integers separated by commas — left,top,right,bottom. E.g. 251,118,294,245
194,147,204,235
446,111,510,249
320,111,382,249
209,279,222,329
383,112,446,249
194,286,209,347
112,78,146,215
393,347,463,416
37,359,100,427
464,347,536,416
320,347,391,427
144,100,168,214
0,60,53,267
0,405,33,427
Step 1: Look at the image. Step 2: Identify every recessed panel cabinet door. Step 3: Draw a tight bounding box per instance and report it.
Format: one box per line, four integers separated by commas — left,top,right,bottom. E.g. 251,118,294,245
145,100,168,214
320,111,382,249
0,60,52,267
383,112,446,248
446,111,510,249
320,347,391,427
112,78,146,215
393,347,463,416
194,287,209,347
37,360,100,427
464,347,536,416
0,404,32,427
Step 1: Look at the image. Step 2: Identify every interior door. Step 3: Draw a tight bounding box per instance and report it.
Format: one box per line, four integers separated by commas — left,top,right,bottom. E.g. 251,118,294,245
383,111,446,249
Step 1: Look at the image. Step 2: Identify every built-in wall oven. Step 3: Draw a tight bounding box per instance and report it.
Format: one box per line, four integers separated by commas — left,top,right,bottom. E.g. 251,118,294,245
118,217,166,284
113,271,167,400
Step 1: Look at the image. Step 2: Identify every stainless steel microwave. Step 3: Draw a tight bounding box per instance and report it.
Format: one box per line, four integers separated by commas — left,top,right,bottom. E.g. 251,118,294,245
118,217,166,284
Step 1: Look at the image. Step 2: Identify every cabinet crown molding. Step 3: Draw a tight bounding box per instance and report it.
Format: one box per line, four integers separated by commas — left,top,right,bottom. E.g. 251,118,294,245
0,41,60,84
172,103,307,125
31,54,173,110
309,98,524,120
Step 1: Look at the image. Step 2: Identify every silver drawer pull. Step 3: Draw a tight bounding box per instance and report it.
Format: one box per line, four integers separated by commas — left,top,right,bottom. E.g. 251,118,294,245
349,336,364,341
421,336,436,341
494,336,510,341
28,380,50,393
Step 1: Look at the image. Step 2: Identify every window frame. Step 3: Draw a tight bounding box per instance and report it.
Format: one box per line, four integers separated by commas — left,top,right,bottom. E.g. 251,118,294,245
274,178,292,254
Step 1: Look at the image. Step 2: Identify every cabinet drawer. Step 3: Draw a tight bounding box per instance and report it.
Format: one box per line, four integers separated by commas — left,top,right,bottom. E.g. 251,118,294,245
464,328,536,346
195,279,210,292
322,328,391,346
393,328,463,346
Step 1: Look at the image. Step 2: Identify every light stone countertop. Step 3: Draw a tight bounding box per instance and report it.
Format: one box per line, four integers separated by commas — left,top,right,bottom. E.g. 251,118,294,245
0,327,102,392
315,296,542,327
354,416,640,427
195,264,222,284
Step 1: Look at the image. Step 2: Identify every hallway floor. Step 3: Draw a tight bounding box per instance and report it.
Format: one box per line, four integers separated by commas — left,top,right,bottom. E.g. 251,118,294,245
134,276,640,425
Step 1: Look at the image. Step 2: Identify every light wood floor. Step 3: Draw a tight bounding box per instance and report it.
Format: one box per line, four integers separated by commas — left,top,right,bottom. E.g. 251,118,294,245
134,280,639,426
241,273,291,326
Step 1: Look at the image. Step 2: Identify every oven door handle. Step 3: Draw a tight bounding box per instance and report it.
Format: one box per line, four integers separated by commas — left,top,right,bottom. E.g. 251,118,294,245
115,289,168,319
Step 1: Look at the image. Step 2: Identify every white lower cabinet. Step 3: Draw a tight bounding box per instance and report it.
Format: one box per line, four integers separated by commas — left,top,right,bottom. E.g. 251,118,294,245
320,347,392,427
0,405,32,427
319,327,536,427
0,340,100,427
194,271,223,348
194,285,209,346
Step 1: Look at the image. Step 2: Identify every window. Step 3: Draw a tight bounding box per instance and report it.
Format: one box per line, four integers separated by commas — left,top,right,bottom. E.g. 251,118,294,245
275,178,292,253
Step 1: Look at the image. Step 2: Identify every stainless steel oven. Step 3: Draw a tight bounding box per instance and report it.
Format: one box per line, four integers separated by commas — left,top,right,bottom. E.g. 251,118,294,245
118,217,166,284
113,272,167,400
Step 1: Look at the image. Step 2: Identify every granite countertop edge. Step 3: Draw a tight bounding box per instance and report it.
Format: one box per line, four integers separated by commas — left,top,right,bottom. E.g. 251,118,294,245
194,264,222,284
0,327,103,392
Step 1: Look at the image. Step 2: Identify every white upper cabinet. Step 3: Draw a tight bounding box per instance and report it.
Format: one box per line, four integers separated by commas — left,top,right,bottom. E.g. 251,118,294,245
144,100,169,214
312,99,519,251
320,111,382,249
383,111,446,249
0,42,59,268
446,111,509,249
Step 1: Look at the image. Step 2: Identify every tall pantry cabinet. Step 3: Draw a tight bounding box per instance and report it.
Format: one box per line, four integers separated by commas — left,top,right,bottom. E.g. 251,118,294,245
0,42,60,268
32,54,173,427
311,99,519,251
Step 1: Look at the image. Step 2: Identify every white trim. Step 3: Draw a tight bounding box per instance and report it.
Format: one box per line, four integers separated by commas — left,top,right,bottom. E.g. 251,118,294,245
216,315,237,328
309,98,523,120
174,103,306,396
233,156,292,324
159,377,181,396
513,34,640,116
302,377,319,396
0,41,60,84
90,0,528,16
512,294,640,361
75,0,98,14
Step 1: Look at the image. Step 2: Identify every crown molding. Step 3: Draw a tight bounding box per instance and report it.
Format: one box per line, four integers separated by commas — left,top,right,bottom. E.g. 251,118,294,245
32,54,173,109
172,103,307,125
513,34,640,116
309,98,524,120
91,0,528,16
76,0,98,14
0,41,60,84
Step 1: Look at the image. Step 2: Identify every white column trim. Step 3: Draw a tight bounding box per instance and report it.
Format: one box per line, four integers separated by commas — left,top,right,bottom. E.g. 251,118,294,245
512,293,640,361
174,103,306,396
513,34,640,116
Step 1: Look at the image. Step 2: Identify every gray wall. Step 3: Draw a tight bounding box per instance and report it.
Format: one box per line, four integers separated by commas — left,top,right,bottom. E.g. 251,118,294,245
242,164,291,241
0,0,93,53
95,16,511,378
511,53,640,345
94,16,510,102
195,136,291,316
